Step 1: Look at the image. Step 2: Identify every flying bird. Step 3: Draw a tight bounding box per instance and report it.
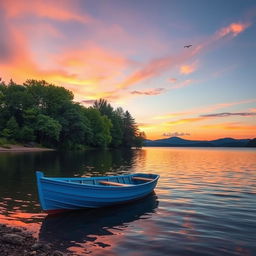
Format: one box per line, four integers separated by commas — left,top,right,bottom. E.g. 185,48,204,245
184,45,192,48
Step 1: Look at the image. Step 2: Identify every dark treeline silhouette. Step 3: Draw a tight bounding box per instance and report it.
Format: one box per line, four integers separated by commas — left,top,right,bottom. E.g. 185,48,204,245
0,79,145,149
247,138,256,147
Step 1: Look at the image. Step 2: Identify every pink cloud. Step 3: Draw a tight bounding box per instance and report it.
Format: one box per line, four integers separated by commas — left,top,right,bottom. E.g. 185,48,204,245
168,78,177,83
56,45,131,82
217,23,250,38
171,79,193,89
118,52,194,89
1,0,92,23
23,23,64,39
117,21,251,90
201,112,256,117
163,132,190,137
130,88,165,96
0,0,253,104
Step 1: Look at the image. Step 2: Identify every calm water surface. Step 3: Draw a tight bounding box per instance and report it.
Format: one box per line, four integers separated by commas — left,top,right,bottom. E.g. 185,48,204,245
0,147,255,256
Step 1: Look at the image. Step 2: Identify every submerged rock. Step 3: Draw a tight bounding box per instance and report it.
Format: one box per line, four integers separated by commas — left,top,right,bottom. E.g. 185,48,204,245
1,233,25,245
0,224,68,256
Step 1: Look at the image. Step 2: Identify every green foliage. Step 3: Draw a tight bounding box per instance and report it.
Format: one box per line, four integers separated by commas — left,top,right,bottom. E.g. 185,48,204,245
0,80,145,149
24,79,73,117
93,99,113,117
20,126,35,142
94,100,124,147
1,116,19,140
85,108,112,148
133,131,146,148
122,111,137,147
35,114,62,145
110,112,124,147
0,137,9,147
57,103,93,147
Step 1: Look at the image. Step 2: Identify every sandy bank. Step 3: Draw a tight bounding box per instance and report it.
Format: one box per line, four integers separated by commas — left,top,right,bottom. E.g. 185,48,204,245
0,145,54,152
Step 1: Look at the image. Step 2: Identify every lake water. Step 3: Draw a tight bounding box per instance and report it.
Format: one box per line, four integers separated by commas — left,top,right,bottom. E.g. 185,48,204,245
0,147,255,256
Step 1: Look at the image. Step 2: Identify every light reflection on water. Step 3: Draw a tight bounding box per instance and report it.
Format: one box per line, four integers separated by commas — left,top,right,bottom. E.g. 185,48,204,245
0,147,255,255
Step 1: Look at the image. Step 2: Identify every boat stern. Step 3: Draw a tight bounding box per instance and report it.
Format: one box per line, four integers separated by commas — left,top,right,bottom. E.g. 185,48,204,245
36,171,47,211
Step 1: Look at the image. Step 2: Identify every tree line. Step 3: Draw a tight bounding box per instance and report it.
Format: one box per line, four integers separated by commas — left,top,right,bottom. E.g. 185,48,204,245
0,79,146,149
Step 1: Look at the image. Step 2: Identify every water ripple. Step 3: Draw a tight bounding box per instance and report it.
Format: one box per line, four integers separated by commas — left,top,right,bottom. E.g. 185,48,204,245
0,147,255,255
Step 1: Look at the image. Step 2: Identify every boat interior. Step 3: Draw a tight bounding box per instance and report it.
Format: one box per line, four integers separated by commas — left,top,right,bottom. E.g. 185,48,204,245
52,174,156,187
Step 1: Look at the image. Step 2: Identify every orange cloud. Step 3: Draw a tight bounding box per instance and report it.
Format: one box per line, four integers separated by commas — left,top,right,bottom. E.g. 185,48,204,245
0,23,93,89
117,21,251,90
48,46,131,99
180,62,197,75
57,46,130,76
185,22,251,63
217,22,250,38
159,111,255,129
202,122,256,131
1,0,92,23
117,51,194,89
153,99,256,120
0,0,253,106
167,117,206,125
0,11,131,102
180,65,194,74
153,112,191,120
138,123,156,129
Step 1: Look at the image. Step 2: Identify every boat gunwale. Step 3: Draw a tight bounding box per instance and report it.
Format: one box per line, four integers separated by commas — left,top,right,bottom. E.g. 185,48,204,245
39,173,159,189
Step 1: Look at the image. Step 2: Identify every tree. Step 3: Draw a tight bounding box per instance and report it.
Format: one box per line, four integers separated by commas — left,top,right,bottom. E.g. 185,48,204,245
24,80,73,117
110,111,124,147
122,111,137,147
35,114,62,146
57,103,92,148
0,78,145,149
20,126,35,142
1,116,20,140
133,131,146,148
94,99,124,147
93,99,113,117
22,108,38,125
4,82,33,125
0,82,8,131
86,108,112,148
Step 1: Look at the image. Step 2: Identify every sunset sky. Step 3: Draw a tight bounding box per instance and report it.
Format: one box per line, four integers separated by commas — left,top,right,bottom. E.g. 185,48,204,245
0,0,255,140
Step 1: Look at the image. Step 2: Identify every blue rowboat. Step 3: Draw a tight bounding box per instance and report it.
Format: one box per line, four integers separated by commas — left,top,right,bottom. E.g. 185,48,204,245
36,171,159,213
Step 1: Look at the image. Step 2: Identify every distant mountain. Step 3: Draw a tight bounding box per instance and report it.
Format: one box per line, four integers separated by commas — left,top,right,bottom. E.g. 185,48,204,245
144,137,251,147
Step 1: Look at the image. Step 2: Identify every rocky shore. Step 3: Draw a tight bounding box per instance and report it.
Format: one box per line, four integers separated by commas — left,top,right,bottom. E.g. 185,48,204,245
0,224,67,256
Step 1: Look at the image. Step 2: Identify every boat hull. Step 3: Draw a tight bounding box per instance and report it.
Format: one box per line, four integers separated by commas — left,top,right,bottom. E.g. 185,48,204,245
36,172,159,213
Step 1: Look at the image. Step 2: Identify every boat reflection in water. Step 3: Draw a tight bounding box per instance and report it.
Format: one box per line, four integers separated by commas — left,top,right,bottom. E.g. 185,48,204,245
39,192,158,253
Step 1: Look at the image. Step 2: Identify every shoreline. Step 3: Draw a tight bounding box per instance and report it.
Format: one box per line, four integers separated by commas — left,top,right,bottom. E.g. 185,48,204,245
0,145,55,152
0,224,67,256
